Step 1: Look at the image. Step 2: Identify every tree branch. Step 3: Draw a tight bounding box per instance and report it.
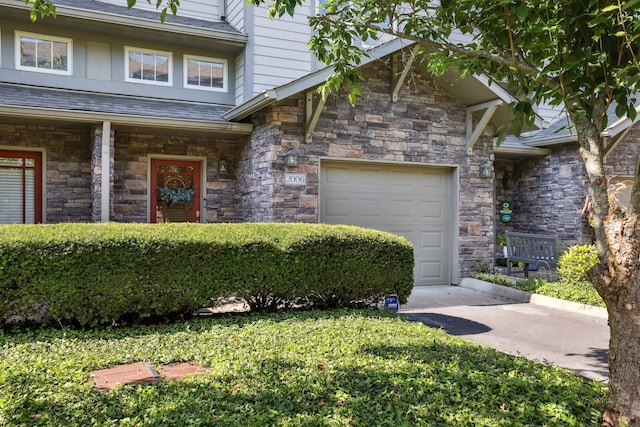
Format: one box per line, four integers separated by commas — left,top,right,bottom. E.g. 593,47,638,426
314,14,560,90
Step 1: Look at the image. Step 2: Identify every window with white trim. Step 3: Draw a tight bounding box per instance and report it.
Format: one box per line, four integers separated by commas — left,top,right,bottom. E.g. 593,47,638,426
16,31,72,75
183,55,227,91
125,47,172,85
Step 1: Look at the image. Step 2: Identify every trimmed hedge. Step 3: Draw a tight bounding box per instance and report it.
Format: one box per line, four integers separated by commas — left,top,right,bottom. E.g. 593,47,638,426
0,223,413,327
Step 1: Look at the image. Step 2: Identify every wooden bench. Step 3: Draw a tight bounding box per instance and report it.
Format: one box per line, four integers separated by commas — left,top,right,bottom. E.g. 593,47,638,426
505,232,560,277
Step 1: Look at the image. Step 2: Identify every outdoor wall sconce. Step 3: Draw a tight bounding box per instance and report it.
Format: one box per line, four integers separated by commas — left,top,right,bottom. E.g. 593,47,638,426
479,160,492,178
218,156,228,175
284,149,298,168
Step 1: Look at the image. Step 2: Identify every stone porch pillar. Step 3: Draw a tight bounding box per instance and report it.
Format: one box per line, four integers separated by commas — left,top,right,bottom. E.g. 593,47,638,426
91,122,114,222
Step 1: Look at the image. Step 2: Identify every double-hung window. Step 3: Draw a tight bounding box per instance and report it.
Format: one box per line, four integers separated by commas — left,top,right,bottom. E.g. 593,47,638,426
16,31,72,75
125,47,172,85
0,150,42,224
184,55,227,92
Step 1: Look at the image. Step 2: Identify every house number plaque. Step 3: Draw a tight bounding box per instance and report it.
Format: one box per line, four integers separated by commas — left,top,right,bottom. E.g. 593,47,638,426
284,173,307,186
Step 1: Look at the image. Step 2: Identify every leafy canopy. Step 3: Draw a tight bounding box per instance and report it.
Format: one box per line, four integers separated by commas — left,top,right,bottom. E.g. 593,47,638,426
247,0,640,137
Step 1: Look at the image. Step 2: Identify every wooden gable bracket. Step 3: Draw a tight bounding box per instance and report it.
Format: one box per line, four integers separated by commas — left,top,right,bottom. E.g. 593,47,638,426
603,126,632,158
391,45,420,103
305,91,326,143
466,99,503,154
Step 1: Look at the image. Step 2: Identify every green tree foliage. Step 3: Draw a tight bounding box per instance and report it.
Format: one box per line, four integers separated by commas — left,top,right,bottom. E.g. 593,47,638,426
558,244,599,284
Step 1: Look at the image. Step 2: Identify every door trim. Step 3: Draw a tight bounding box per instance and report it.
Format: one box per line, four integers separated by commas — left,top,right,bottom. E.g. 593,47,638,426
148,155,207,223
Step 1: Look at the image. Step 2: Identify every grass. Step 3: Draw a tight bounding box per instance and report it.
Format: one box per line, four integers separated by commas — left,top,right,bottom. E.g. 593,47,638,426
0,309,607,426
475,272,606,308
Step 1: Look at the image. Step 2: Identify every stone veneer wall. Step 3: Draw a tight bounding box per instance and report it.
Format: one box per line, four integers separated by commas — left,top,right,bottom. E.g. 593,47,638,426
235,117,280,222
494,122,640,253
497,144,589,250
604,124,640,176
113,131,238,223
238,57,497,280
90,125,115,222
0,122,92,223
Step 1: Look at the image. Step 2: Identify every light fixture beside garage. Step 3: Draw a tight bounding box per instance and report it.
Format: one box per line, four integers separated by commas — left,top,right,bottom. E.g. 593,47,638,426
284,149,298,168
218,155,228,175
479,159,493,178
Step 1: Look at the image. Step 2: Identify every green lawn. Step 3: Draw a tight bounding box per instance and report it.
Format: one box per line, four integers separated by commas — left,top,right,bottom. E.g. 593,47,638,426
0,310,606,426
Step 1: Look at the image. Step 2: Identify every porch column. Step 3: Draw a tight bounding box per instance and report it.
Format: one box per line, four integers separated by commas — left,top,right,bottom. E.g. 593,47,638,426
91,122,114,222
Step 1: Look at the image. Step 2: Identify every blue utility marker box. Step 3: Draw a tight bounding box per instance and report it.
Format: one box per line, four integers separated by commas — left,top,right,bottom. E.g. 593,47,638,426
384,294,399,312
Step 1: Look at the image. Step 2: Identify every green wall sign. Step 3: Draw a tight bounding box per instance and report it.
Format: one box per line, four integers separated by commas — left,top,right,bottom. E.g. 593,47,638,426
499,200,512,223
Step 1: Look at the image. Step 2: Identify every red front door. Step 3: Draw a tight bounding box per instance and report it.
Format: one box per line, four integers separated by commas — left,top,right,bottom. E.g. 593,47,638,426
150,159,201,223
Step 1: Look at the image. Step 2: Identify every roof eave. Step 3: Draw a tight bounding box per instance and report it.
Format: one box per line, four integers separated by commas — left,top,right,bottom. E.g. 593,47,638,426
493,145,551,157
527,134,576,147
0,105,253,136
602,105,640,138
222,90,278,121
0,0,247,45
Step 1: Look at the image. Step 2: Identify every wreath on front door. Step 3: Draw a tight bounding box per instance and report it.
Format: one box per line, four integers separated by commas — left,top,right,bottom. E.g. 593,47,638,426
158,186,195,206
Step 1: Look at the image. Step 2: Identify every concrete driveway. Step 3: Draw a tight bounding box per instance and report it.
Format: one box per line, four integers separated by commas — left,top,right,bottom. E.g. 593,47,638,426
399,282,610,382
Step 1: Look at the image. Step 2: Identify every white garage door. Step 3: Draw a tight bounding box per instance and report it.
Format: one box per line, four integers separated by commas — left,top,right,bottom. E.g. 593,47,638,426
320,161,454,286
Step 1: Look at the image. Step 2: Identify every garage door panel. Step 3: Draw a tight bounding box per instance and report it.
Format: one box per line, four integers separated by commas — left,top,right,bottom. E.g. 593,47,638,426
416,170,446,189
389,199,447,221
391,170,416,187
420,230,445,249
359,198,387,217
322,196,352,218
321,161,453,286
419,260,447,284
420,201,446,219
324,165,352,185
390,200,415,218
357,167,386,186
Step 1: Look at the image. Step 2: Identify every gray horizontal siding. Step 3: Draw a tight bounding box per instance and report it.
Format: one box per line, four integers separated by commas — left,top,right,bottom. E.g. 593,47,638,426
250,4,313,96
98,0,219,21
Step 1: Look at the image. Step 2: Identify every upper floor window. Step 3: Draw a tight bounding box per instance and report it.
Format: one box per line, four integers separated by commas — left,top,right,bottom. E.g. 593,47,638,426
16,31,72,75
125,47,172,86
184,55,227,92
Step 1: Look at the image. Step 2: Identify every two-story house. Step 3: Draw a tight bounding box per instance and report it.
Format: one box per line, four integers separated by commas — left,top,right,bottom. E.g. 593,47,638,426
2,0,635,286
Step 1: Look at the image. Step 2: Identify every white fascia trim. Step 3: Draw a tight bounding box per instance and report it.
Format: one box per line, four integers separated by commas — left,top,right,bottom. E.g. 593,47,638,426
528,133,576,147
473,74,545,130
222,90,277,121
472,74,515,103
224,38,417,121
601,104,640,138
0,1,247,45
493,145,551,156
0,105,253,134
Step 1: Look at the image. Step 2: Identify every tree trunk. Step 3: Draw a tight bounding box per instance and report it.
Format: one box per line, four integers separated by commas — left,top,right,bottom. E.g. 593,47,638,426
572,110,640,426
593,214,640,427
603,296,640,427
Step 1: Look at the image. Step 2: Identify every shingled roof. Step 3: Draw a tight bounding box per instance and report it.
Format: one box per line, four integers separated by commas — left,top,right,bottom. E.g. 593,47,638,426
0,83,231,121
42,0,242,35
0,83,253,136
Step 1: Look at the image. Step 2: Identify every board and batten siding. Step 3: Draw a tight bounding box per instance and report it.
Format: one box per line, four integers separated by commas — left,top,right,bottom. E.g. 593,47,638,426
97,0,219,21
